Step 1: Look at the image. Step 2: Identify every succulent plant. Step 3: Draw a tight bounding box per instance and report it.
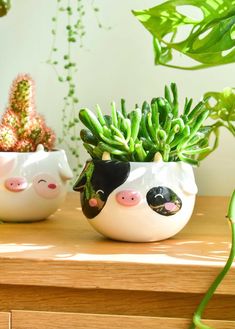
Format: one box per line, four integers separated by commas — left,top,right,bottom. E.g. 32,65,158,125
79,83,217,165
0,74,56,152
79,83,235,165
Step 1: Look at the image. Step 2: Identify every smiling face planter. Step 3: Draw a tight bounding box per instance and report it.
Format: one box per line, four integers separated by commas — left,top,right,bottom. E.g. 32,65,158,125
74,159,198,242
0,145,73,222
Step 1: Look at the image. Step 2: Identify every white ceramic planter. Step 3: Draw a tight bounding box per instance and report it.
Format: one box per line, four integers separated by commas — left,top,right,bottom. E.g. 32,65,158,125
0,145,73,222
74,159,198,242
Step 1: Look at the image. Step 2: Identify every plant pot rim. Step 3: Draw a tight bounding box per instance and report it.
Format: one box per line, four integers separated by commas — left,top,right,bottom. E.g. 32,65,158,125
0,148,64,155
86,158,194,166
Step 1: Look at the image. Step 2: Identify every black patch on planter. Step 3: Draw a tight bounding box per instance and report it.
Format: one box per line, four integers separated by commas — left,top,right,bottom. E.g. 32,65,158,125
73,160,130,219
146,186,182,216
73,161,91,192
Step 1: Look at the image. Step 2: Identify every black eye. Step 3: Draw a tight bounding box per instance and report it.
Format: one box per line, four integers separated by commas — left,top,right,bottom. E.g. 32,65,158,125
96,189,104,195
154,193,164,201
155,194,163,198
38,179,47,184
95,189,105,201
146,186,182,217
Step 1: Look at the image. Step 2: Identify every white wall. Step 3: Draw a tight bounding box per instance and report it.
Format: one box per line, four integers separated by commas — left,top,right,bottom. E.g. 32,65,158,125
0,0,234,196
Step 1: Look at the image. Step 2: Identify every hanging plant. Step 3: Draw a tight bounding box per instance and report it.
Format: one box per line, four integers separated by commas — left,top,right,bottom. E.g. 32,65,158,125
47,0,108,174
133,0,235,70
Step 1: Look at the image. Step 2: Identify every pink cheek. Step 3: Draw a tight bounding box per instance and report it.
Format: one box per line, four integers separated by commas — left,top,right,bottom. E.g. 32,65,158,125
33,180,61,199
164,202,177,211
89,198,98,207
48,183,57,190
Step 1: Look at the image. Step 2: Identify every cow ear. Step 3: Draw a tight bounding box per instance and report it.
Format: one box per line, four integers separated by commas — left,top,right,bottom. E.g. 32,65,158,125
177,162,198,195
73,160,93,192
0,156,16,177
58,155,73,181
59,163,73,181
73,175,87,192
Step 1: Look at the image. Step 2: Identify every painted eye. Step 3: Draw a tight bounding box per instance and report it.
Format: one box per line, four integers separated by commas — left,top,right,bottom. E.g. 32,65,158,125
38,179,47,184
96,189,104,195
96,189,105,201
33,174,60,199
154,193,164,199
146,186,182,217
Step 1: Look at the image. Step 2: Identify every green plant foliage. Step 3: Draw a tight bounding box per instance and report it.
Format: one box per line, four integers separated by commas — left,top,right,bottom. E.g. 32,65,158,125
0,74,55,152
190,190,235,329
0,0,10,17
204,87,235,133
47,0,108,174
133,0,235,70
78,83,219,166
195,87,235,160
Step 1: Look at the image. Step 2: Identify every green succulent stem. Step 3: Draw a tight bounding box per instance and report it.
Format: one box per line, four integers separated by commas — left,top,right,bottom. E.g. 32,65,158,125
190,219,235,329
189,191,235,329
79,83,234,165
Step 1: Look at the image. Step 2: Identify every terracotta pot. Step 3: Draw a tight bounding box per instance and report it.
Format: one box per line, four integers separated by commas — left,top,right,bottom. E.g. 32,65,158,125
0,145,73,222
74,159,197,242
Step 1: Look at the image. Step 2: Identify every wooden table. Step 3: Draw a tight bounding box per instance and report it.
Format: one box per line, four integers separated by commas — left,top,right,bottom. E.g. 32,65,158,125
0,193,234,329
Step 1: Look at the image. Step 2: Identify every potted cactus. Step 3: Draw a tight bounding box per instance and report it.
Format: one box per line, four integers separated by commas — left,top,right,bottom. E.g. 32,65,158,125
0,74,73,222
73,83,234,242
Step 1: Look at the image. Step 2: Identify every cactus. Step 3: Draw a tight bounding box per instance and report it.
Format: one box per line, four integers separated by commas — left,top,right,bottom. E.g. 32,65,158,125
0,74,56,152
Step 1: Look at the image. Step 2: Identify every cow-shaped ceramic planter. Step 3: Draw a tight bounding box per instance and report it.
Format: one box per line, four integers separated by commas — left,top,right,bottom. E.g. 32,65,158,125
0,145,73,222
73,159,198,242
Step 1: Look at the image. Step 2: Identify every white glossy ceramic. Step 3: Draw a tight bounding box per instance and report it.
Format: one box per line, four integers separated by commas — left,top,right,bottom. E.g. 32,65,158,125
0,145,73,222
76,160,198,242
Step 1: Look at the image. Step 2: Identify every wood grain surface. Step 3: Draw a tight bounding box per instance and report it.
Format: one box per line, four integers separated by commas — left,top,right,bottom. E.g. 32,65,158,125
0,312,9,329
11,311,235,329
0,194,234,294
0,285,234,320
0,194,234,327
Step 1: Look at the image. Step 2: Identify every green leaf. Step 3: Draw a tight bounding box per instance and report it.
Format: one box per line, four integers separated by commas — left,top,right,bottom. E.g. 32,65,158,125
204,87,235,122
133,0,235,69
153,37,172,65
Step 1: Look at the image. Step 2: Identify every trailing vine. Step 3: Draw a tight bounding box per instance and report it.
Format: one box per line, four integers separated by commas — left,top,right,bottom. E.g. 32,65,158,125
47,0,107,175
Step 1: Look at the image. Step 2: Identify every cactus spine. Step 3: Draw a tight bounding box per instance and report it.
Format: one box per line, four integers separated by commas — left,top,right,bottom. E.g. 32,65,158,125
0,74,56,152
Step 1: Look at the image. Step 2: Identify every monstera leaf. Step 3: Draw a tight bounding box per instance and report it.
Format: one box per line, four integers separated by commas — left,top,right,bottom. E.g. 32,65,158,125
0,0,10,17
133,0,235,70
196,87,235,160
204,87,235,135
205,88,235,122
